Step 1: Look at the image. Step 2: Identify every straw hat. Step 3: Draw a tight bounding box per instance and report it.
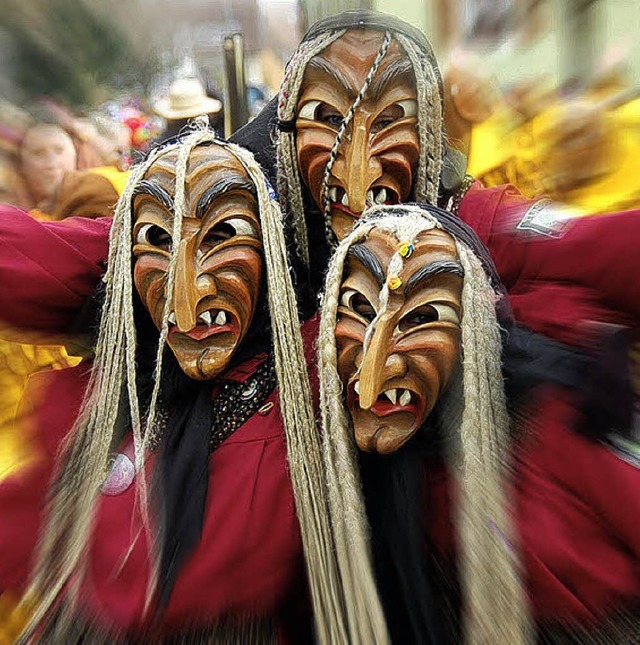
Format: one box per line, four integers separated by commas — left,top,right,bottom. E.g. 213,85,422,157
154,77,222,120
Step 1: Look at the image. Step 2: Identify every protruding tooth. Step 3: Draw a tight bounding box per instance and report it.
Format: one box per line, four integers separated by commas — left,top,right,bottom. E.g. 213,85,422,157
354,381,360,395
328,187,338,202
366,190,374,204
196,249,205,262
374,188,387,204
168,312,176,325
199,310,212,325
215,310,227,326
385,389,397,405
399,389,411,407
341,192,349,207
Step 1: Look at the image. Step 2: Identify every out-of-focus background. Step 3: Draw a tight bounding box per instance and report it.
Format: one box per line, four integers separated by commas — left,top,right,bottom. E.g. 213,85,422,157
0,0,639,481
1,0,639,211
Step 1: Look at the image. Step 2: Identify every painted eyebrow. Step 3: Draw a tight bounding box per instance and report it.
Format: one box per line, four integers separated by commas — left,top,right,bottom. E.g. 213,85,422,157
305,55,358,99
404,260,464,294
346,244,385,288
132,180,174,211
369,58,414,98
196,176,256,220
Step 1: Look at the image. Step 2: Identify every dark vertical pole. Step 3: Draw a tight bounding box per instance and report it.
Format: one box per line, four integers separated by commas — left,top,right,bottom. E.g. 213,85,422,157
223,32,249,137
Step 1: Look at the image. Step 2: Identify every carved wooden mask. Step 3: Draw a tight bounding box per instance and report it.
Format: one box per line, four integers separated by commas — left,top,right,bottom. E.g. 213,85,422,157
296,30,419,240
132,145,262,380
335,228,462,453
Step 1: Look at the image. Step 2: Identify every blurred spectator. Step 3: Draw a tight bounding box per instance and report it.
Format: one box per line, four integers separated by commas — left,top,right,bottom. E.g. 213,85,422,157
153,77,223,141
30,166,126,222
443,49,501,157
19,123,77,212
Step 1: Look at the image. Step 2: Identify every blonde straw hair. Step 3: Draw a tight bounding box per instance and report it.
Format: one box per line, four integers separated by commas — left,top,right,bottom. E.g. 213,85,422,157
19,128,354,643
318,205,531,644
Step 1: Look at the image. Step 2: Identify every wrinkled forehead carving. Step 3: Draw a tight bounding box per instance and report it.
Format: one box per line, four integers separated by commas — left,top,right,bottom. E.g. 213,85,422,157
131,145,257,219
304,36,415,99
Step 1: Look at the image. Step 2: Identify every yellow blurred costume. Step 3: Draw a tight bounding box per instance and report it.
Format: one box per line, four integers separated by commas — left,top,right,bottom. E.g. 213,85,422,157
0,166,126,481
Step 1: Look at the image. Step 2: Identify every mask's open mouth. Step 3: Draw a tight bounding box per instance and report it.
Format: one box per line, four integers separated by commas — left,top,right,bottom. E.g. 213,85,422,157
168,308,239,341
326,185,400,215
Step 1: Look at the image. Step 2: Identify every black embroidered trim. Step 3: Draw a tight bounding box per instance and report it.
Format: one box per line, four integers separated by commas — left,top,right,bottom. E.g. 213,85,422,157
146,356,277,453
208,355,277,452
448,174,475,216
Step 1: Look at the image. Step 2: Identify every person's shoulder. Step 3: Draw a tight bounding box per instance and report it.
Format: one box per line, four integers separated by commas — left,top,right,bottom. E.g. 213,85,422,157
458,180,544,237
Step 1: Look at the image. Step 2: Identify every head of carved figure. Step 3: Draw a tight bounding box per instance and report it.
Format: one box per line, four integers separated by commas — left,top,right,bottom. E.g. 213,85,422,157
132,144,263,380
276,10,444,251
296,29,420,239
317,204,528,644
334,222,462,453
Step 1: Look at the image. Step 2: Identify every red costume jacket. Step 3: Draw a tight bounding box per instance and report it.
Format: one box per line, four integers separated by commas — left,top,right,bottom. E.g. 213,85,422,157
0,320,320,638
2,184,640,346
0,194,638,634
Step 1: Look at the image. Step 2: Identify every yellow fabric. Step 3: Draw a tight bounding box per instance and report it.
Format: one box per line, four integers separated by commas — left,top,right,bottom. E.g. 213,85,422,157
0,339,81,481
0,591,36,644
468,96,640,215
90,165,130,195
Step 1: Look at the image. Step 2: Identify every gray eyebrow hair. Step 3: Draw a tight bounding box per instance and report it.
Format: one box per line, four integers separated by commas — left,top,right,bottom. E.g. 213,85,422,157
346,244,385,287
369,58,414,98
196,176,256,220
405,260,465,294
132,180,174,211
305,55,358,99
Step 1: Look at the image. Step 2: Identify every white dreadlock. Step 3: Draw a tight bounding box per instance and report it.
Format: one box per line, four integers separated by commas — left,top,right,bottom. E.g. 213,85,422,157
317,205,531,644
275,26,444,264
19,129,353,643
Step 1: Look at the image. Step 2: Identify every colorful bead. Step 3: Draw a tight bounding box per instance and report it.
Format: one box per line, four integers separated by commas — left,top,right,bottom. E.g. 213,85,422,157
398,242,414,258
388,276,403,290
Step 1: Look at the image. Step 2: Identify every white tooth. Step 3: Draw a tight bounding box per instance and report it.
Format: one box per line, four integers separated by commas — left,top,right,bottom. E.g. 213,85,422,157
399,389,411,407
215,310,227,326
385,389,397,405
199,310,212,325
341,192,349,207
329,187,338,202
354,381,360,395
366,190,374,204
374,188,387,204
168,312,176,325
196,249,205,262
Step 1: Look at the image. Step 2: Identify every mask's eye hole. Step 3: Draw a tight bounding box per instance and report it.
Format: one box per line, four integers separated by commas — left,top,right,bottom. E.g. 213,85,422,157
135,223,172,250
299,100,344,128
371,99,418,133
298,100,321,120
341,289,376,323
398,99,418,118
398,303,460,332
225,217,258,238
200,218,258,253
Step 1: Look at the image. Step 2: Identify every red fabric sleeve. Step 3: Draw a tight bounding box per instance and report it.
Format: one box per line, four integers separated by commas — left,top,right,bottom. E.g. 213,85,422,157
0,205,111,332
513,388,640,624
458,183,640,320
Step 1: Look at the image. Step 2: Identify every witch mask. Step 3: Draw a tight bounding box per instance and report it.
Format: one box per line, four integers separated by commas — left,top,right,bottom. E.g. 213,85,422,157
334,223,462,453
296,29,420,240
132,144,263,380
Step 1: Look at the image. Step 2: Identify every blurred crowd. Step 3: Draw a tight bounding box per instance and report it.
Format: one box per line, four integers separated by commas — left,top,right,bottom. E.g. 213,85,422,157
0,74,233,480
443,46,640,215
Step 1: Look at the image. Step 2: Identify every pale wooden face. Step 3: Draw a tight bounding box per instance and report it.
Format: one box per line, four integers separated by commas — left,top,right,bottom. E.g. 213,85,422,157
296,30,420,240
335,227,462,454
132,145,262,381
